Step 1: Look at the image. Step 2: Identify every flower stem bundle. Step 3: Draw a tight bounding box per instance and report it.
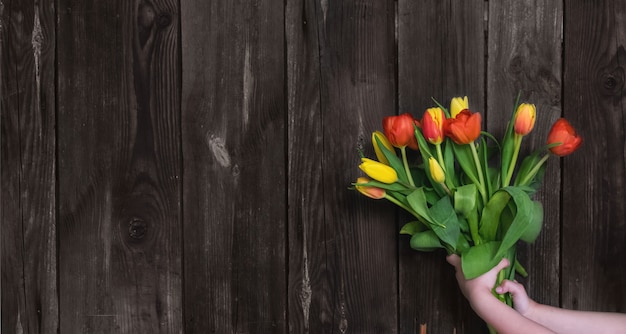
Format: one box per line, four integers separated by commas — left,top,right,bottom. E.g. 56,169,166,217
353,95,582,319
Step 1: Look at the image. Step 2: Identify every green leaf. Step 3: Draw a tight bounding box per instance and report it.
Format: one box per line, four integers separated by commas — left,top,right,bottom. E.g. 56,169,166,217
400,221,426,235
478,191,512,242
443,140,457,185
406,188,434,224
461,241,502,279
451,142,480,186
456,233,471,253
454,184,477,216
515,259,529,277
494,187,535,259
520,201,543,243
430,196,461,250
374,135,409,184
410,230,444,251
414,125,434,160
500,95,522,184
353,179,408,192
479,137,493,197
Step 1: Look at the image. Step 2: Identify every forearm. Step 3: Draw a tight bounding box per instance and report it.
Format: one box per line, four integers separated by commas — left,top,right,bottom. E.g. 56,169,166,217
526,304,626,334
470,293,555,334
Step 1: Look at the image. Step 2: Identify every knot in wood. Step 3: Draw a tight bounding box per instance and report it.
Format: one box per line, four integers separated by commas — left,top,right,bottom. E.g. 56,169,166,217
128,218,147,240
157,13,172,28
599,67,624,97
138,3,156,28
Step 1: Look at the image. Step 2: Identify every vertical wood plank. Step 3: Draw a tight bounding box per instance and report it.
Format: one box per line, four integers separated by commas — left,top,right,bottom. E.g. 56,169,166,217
57,0,182,332
286,0,398,332
398,1,485,332
180,0,286,332
285,0,325,332
487,0,563,310
1,0,58,332
562,0,626,312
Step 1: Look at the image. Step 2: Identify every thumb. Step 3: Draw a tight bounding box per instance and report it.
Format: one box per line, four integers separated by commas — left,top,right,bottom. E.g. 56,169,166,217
446,254,461,267
493,257,510,272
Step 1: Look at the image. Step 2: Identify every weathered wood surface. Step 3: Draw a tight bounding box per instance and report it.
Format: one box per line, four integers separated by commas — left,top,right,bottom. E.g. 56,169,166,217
562,0,626,313
56,0,182,332
181,0,286,332
2,0,626,333
1,0,58,333
286,0,398,332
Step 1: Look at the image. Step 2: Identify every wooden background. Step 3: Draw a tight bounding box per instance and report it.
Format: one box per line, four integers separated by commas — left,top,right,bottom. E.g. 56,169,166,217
2,0,625,333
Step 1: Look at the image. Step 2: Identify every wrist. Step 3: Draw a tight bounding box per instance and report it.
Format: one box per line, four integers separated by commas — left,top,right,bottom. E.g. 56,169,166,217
468,289,500,313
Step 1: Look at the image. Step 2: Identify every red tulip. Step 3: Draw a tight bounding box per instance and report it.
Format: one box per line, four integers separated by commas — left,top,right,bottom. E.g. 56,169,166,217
443,110,482,145
383,113,419,150
547,118,582,156
421,107,445,144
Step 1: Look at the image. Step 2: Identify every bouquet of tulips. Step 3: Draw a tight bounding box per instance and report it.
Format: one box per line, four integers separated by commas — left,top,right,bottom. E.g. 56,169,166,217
354,96,582,320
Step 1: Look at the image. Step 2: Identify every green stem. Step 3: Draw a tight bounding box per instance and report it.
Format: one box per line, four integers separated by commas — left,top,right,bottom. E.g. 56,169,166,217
503,134,522,187
401,147,415,187
470,142,488,204
494,269,506,303
518,154,550,186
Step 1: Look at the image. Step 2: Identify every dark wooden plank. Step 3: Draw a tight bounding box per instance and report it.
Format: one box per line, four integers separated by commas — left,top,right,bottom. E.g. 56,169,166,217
286,0,398,332
398,1,486,332
1,0,58,332
487,0,563,311
562,0,626,312
180,0,286,332
56,0,182,332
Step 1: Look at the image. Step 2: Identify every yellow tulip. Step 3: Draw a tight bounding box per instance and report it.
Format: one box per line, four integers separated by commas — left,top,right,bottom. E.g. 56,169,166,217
514,103,536,136
359,158,398,184
428,157,445,184
372,131,395,165
450,96,469,118
354,177,386,199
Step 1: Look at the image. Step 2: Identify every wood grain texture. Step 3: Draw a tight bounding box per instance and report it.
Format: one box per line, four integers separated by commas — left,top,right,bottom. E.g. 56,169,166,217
180,0,286,332
398,1,486,332
1,0,58,332
487,0,563,310
286,0,397,332
56,0,182,332
562,0,626,312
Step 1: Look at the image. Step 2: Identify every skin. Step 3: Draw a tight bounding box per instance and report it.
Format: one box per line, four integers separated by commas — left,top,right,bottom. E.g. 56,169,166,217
447,254,626,334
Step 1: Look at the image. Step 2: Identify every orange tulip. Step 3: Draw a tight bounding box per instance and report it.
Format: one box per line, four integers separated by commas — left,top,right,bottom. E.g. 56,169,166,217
355,177,386,199
514,103,536,136
547,118,582,156
383,113,419,150
443,110,482,145
421,107,445,144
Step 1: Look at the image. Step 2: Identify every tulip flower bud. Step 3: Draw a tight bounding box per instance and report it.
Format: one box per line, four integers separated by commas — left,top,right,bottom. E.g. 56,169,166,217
372,131,395,165
422,107,445,144
514,103,536,136
443,110,482,145
383,113,419,150
359,158,398,184
450,96,469,118
355,177,386,199
428,157,446,184
547,118,583,156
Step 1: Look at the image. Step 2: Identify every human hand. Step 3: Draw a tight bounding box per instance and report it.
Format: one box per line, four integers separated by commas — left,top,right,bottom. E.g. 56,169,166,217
496,279,537,317
446,254,510,305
